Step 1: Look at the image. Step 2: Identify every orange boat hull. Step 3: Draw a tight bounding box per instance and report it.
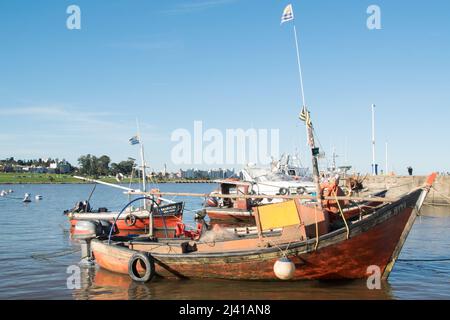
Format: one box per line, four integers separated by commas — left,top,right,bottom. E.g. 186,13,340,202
91,189,422,280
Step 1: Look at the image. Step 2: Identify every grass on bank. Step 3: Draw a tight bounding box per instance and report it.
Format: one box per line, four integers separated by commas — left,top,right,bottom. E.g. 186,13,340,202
0,172,211,184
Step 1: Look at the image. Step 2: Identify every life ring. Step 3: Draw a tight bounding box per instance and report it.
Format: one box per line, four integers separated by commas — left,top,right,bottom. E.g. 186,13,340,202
206,197,218,207
320,182,346,213
125,214,137,227
128,252,155,283
297,187,306,195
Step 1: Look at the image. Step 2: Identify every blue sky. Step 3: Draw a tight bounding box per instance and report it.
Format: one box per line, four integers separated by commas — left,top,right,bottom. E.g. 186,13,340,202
0,0,449,174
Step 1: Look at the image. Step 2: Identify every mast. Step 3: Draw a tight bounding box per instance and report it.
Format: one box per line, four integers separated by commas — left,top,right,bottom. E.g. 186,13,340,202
371,104,376,176
136,119,147,209
385,141,388,175
281,4,322,207
292,24,322,208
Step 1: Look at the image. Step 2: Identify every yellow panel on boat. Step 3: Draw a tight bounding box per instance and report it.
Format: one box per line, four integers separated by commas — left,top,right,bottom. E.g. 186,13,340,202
258,200,300,230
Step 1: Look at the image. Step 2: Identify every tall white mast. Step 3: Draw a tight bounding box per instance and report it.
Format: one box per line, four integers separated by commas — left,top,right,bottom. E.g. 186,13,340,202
293,25,306,108
385,141,388,175
288,6,322,209
371,104,376,175
136,119,147,210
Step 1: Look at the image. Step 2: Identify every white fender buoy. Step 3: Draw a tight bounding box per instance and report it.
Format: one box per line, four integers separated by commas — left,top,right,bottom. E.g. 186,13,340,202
273,257,296,280
35,195,43,200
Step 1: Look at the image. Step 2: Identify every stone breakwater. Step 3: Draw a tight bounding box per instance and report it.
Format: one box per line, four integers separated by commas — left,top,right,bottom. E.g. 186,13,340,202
363,175,450,205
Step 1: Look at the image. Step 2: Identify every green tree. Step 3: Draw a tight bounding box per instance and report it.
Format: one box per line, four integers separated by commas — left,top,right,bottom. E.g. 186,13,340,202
97,155,111,176
119,160,135,175
77,154,98,176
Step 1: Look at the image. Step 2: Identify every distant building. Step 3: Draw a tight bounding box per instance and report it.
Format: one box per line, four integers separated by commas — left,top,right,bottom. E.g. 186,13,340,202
179,168,236,180
57,160,72,174
29,166,46,174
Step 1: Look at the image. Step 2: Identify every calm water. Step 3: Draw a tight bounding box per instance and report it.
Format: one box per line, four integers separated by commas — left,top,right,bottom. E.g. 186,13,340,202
0,183,449,300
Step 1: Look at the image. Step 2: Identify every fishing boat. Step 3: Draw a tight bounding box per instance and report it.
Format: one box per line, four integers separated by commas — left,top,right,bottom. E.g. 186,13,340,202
65,129,184,237
66,195,184,238
83,173,436,282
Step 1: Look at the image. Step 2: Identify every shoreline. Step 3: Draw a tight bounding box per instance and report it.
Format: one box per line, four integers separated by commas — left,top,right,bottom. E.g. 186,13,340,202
0,173,214,185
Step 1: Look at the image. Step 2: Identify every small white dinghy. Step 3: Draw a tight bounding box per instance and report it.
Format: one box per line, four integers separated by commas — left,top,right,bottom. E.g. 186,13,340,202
35,195,43,200
23,193,32,203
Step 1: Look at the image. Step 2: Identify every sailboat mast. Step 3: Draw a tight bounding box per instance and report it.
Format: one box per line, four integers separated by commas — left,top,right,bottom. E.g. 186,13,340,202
136,119,147,210
385,141,388,175
371,104,376,176
140,144,147,193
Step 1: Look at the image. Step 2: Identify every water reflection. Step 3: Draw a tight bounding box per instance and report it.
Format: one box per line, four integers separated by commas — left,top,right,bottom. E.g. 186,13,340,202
72,267,394,300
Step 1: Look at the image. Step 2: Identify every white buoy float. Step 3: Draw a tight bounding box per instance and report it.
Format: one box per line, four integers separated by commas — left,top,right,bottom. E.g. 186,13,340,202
0,190,6,197
35,195,43,200
23,193,32,203
273,257,296,280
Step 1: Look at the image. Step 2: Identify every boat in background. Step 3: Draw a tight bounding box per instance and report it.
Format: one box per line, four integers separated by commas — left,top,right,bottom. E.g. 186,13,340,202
66,197,184,237
240,163,316,197
65,128,184,237
202,176,388,223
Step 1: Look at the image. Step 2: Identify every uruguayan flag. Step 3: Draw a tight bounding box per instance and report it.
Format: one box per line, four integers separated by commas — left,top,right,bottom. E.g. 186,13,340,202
281,4,294,24
129,135,140,145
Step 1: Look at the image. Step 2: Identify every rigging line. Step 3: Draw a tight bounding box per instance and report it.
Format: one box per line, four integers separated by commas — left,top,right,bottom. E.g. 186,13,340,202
86,183,97,204
387,182,416,190
312,127,328,164
431,186,450,202
314,204,319,251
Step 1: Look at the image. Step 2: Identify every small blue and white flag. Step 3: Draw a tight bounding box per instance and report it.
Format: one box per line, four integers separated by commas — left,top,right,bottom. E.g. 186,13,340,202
129,135,140,145
281,4,294,24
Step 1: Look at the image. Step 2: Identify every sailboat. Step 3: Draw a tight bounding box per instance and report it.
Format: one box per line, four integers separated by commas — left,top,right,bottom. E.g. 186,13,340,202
66,132,184,237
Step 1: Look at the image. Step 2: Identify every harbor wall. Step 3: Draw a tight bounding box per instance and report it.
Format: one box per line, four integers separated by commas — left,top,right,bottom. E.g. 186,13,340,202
363,175,450,205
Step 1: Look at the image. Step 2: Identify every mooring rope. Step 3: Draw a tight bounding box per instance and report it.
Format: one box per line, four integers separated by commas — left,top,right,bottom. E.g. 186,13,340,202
0,195,24,200
431,186,450,202
31,248,81,261
333,190,350,240
314,204,319,251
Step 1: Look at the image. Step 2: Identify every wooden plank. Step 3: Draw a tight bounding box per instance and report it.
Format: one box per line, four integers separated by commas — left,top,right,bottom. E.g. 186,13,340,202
126,190,398,203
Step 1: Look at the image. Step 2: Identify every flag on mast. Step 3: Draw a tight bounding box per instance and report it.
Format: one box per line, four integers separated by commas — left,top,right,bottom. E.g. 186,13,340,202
281,4,294,24
129,135,140,145
299,106,312,127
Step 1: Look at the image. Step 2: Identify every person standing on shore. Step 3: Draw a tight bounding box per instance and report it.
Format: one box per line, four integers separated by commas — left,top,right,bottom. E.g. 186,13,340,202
407,166,413,176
